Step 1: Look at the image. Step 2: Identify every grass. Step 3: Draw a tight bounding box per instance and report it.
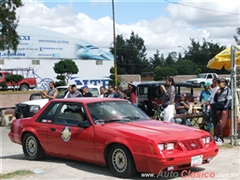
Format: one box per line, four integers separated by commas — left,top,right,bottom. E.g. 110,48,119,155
0,170,33,179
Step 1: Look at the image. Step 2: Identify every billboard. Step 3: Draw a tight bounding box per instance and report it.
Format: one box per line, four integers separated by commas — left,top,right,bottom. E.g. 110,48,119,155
0,25,114,60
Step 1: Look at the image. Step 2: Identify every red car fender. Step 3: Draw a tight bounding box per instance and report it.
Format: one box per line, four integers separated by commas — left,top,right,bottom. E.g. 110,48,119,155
103,137,134,156
21,127,40,143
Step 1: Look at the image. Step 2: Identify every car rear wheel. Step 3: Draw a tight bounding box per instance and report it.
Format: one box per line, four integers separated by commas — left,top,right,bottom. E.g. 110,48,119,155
107,144,136,178
20,84,29,91
22,133,46,160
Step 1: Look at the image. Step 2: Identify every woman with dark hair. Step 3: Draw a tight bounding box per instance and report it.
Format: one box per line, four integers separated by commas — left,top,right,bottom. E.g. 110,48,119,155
160,76,176,122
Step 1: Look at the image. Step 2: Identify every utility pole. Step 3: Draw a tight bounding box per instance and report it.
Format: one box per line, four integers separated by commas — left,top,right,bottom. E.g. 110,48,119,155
112,0,118,86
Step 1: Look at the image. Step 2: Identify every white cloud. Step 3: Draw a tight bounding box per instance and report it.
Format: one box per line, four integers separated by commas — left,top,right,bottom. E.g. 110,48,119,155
16,1,240,57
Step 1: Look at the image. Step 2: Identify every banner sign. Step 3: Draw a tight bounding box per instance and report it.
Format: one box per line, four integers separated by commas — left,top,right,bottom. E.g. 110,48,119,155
0,25,114,61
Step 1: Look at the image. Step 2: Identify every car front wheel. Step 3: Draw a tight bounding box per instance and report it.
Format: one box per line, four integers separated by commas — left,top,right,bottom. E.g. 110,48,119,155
107,144,136,178
22,133,46,160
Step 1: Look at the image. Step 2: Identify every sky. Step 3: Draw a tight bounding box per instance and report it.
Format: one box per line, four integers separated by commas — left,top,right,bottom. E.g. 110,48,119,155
16,0,240,58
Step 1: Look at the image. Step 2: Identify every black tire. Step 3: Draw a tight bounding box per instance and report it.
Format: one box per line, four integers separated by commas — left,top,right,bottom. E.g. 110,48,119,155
20,84,29,91
107,144,137,178
22,133,46,160
200,82,205,88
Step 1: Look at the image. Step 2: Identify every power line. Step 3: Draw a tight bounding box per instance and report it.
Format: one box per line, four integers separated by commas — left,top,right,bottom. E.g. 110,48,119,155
165,0,240,16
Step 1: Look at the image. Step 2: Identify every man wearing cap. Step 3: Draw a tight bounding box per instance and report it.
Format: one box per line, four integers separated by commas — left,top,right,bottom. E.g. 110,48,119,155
67,84,82,98
175,93,190,125
199,82,212,104
82,86,93,97
213,78,231,144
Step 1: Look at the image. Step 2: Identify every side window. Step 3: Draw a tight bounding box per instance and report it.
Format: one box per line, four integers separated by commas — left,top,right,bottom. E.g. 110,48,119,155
207,74,212,79
54,103,88,126
40,103,60,123
154,86,163,98
0,73,2,79
138,86,148,97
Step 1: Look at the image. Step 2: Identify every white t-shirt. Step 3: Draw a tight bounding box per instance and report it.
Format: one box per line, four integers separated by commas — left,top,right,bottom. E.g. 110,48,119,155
208,86,220,104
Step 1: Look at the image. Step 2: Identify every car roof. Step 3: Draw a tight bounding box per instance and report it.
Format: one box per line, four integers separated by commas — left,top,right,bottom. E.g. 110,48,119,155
137,81,193,86
50,97,128,104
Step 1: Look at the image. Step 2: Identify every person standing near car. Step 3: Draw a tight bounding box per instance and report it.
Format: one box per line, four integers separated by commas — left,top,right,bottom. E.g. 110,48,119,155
98,86,107,98
213,78,231,144
41,81,58,100
106,85,118,98
199,82,212,104
82,86,93,97
160,77,176,122
206,78,219,129
128,82,137,105
67,84,82,98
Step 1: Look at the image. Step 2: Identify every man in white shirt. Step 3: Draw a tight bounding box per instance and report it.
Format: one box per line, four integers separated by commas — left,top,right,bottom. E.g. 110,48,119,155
206,78,219,128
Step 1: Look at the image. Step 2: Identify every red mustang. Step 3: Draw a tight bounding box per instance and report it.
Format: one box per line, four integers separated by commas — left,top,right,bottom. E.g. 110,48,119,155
9,98,218,178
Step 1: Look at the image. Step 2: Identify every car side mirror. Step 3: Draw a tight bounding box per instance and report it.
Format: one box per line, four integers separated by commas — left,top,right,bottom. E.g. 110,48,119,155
77,121,91,128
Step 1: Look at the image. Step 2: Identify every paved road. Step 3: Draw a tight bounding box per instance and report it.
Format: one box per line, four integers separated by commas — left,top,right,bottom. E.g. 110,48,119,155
0,126,239,180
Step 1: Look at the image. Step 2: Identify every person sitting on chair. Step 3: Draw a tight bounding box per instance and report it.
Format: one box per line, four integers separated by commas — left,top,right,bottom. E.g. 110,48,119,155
175,93,190,125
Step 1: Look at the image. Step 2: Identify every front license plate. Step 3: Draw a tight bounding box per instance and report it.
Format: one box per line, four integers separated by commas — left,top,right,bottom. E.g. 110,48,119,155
191,155,203,166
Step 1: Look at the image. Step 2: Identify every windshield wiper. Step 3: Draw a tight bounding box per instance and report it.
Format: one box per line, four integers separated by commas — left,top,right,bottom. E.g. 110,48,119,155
122,116,140,120
95,118,131,124
107,118,131,122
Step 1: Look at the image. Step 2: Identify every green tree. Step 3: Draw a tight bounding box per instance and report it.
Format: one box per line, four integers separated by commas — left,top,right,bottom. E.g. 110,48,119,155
233,27,240,45
5,74,23,91
153,66,178,81
185,38,226,73
109,67,121,86
53,59,79,85
196,68,202,75
165,52,177,67
0,81,7,91
149,50,164,71
174,60,198,75
0,0,23,52
110,31,149,74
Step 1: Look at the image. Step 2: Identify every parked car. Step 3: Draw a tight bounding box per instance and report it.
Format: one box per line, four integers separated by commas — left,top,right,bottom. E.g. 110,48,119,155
9,98,218,178
137,81,197,116
186,73,218,88
15,85,100,118
0,70,37,90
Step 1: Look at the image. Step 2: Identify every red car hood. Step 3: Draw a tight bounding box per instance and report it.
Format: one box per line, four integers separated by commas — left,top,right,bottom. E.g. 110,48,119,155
107,120,208,142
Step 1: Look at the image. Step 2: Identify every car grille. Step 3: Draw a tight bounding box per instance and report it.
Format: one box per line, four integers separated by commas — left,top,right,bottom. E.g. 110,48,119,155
181,139,203,151
16,104,28,112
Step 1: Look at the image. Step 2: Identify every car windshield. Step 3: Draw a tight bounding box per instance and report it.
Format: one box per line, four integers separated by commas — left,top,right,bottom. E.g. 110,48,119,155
87,101,150,123
196,74,206,78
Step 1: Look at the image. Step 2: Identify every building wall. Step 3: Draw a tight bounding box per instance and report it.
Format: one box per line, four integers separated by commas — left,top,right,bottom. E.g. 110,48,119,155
1,58,113,89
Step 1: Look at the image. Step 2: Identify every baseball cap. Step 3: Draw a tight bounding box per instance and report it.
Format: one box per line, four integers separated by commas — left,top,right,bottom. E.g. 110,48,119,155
82,85,88,89
180,93,186,98
219,78,226,82
204,82,210,87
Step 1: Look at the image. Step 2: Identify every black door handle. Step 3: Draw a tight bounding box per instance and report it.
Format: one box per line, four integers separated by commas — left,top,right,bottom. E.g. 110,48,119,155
50,128,56,132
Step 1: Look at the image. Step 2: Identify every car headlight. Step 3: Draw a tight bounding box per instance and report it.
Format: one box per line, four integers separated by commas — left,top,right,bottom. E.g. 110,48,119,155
158,143,174,151
202,136,211,144
29,105,40,113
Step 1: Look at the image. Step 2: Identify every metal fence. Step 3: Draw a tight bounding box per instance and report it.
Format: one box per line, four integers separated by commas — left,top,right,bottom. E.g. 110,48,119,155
230,46,240,146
